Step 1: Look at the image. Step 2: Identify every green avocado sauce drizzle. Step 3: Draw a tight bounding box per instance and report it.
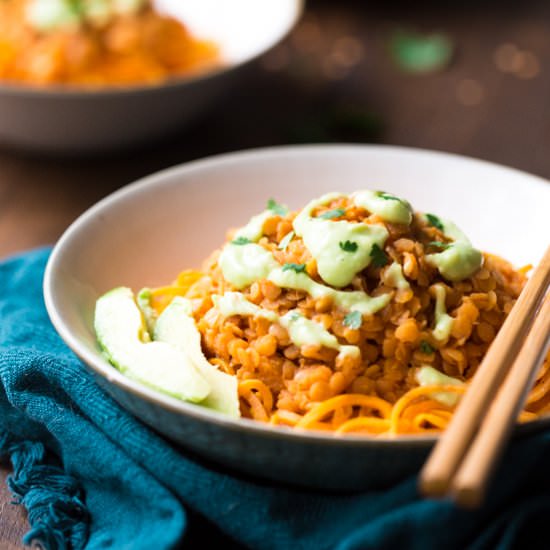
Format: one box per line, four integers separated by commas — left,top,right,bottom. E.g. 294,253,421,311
213,292,359,360
424,214,483,282
217,190,482,356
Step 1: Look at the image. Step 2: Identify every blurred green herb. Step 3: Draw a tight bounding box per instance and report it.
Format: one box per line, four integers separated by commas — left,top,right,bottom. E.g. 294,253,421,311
429,241,451,250
282,263,306,273
319,208,346,220
288,311,301,322
339,240,358,253
370,244,389,267
426,213,444,231
376,191,401,202
390,31,453,74
231,236,252,245
343,310,363,330
267,198,289,216
420,340,435,354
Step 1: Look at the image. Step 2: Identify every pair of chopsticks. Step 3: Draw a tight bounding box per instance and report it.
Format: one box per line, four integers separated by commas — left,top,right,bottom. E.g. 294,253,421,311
419,244,550,507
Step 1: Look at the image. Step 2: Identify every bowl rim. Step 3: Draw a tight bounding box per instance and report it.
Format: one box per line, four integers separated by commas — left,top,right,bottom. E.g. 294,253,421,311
43,144,550,448
0,0,303,99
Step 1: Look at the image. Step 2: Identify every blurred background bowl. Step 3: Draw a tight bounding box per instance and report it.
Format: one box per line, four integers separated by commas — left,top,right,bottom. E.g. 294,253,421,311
43,144,550,490
0,0,303,154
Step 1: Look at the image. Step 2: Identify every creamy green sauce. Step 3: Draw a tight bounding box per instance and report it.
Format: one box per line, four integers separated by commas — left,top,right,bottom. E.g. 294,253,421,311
352,190,413,225
26,0,80,31
234,210,273,242
25,0,145,32
416,365,464,407
213,292,277,322
268,267,391,315
383,262,411,291
293,193,389,288
425,216,483,282
213,292,360,359
432,284,454,341
218,243,279,290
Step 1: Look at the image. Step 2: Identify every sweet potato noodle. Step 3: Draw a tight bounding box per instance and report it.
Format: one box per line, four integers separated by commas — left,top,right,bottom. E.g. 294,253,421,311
0,0,218,86
139,192,550,436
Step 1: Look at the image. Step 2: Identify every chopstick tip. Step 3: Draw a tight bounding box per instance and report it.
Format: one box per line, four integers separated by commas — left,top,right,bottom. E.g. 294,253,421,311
418,474,450,499
452,485,485,509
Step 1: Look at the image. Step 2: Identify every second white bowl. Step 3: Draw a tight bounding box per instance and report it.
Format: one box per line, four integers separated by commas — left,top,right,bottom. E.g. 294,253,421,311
0,0,302,153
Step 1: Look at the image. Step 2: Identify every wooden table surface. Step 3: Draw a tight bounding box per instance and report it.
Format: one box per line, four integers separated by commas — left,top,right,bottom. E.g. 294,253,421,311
2,0,550,547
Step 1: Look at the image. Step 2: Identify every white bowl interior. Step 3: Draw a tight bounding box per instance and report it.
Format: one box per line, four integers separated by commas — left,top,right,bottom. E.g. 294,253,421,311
155,0,302,64
45,145,550,436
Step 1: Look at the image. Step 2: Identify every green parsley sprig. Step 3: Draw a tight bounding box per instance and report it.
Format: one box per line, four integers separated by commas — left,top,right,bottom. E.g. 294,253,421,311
339,240,358,253
426,213,444,231
343,310,362,329
282,263,306,273
231,236,252,245
267,198,289,217
428,241,451,250
376,191,401,202
419,340,435,354
369,244,389,267
319,208,346,220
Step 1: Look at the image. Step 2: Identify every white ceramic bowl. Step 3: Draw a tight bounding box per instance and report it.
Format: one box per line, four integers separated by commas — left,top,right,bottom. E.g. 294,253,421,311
44,145,550,490
0,0,302,153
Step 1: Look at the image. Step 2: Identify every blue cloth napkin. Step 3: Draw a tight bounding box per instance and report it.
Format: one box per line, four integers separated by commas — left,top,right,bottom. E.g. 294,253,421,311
2,248,550,550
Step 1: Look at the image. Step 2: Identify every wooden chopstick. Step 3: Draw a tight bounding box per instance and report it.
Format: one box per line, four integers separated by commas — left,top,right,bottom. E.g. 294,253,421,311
419,244,550,499
451,291,550,506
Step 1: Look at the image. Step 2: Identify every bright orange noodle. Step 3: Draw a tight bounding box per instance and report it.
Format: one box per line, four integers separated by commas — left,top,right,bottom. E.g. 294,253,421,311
147,196,550,436
0,1,218,86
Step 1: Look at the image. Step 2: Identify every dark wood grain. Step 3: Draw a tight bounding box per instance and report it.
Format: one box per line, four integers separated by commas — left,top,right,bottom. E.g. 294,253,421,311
0,464,27,549
2,1,550,547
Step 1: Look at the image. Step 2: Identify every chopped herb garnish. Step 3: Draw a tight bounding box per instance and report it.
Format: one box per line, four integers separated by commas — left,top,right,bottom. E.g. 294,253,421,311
266,198,289,216
426,213,444,231
319,208,346,220
231,236,252,245
429,241,451,250
390,31,453,74
278,230,295,250
420,340,435,354
369,244,389,267
343,310,363,330
339,240,358,253
376,191,401,202
288,311,301,322
282,263,306,273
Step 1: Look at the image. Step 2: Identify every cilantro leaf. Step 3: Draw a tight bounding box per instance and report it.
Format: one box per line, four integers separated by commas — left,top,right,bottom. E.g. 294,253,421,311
376,191,401,202
429,241,451,250
420,340,435,354
288,311,301,322
339,240,358,253
343,310,362,330
266,198,288,216
369,244,389,267
319,208,346,220
426,213,444,231
231,236,252,245
282,263,306,273
278,230,295,250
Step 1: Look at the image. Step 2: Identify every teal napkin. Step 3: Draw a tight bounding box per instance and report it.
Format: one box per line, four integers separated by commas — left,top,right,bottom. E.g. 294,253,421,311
1,248,550,550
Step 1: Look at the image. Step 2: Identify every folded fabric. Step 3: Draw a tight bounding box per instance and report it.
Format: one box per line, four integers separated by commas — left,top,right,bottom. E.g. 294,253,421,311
1,248,550,550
